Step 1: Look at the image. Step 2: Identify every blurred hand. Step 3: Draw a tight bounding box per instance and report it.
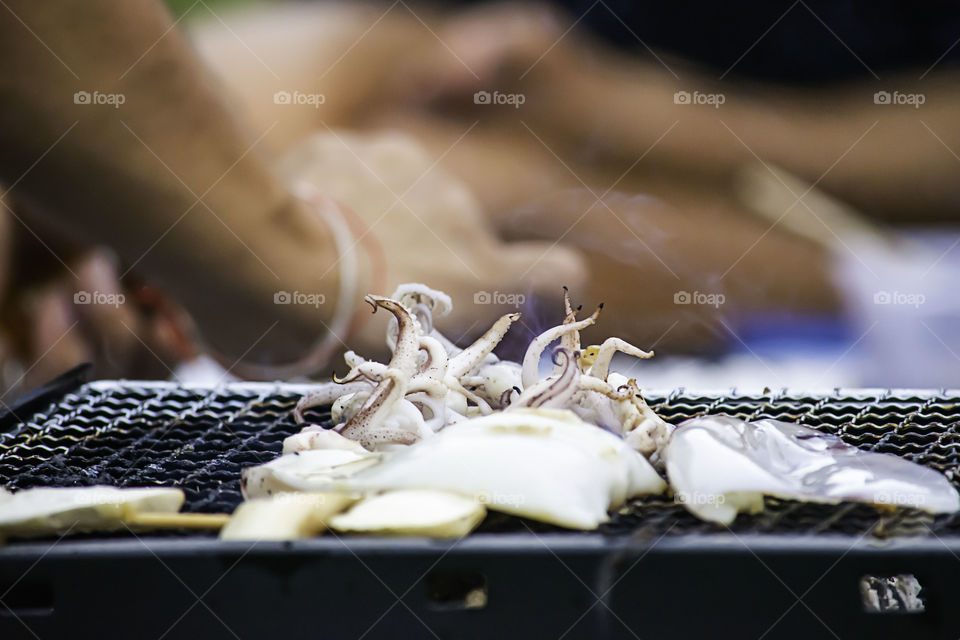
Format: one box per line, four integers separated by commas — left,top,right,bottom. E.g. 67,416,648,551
0,244,191,398
393,2,568,101
278,131,587,358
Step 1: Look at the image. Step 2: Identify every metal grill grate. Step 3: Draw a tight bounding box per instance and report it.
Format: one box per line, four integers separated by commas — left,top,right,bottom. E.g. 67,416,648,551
1,382,959,538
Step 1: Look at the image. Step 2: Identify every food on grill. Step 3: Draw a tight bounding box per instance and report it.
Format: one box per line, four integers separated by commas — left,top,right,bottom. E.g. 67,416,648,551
664,416,960,525
0,486,185,538
126,511,230,531
353,409,659,529
220,492,355,541
282,425,374,455
294,286,525,447
250,285,671,531
292,283,670,460
242,283,960,534
329,490,486,537
246,409,664,529
242,448,379,498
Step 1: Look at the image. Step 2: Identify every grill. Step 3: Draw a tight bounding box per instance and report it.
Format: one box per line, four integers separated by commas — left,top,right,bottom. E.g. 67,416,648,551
3,382,960,639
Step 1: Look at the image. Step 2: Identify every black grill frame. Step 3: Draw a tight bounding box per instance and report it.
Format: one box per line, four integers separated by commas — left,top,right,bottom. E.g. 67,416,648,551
2,381,960,639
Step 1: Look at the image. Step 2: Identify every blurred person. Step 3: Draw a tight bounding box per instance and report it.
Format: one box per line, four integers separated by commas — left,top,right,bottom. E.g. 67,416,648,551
190,1,960,371
5,0,958,394
0,0,586,394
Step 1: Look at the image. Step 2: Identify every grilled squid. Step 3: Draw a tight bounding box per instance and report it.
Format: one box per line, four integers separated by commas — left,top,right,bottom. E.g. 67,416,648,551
664,415,960,524
267,284,960,532
291,284,668,462
338,295,428,448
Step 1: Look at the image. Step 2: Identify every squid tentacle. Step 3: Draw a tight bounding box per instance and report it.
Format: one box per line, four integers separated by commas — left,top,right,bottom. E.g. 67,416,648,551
294,381,372,423
589,337,654,381
513,348,581,409
339,296,423,447
333,360,387,384
559,286,583,359
447,312,521,379
521,305,602,388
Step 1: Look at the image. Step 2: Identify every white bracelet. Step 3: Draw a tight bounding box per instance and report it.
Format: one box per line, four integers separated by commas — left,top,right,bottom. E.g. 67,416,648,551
230,182,358,380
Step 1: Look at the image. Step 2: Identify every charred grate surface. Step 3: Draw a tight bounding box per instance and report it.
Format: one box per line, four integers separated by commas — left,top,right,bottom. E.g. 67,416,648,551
0,383,320,515
0,382,959,537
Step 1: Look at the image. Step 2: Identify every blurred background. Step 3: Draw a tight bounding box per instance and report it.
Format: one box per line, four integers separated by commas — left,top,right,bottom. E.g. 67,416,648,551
5,0,960,395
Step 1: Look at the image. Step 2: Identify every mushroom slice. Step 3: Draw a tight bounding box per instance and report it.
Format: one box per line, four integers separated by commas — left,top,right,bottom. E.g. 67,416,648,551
242,448,379,499
328,409,666,530
220,492,356,541
665,416,960,525
0,486,184,537
330,490,485,538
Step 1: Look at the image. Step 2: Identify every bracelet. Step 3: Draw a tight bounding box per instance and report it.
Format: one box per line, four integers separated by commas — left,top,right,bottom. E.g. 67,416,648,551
187,183,388,381
226,183,361,380
333,200,389,339
292,181,359,369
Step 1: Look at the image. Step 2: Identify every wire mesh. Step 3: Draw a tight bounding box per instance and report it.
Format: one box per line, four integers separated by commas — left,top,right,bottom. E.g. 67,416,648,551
1,383,958,537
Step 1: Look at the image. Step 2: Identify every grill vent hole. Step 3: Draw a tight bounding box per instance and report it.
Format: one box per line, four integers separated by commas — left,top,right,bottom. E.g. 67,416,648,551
0,579,54,618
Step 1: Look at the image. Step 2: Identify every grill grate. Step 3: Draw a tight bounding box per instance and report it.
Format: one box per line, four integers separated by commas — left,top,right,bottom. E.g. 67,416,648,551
1,382,960,538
